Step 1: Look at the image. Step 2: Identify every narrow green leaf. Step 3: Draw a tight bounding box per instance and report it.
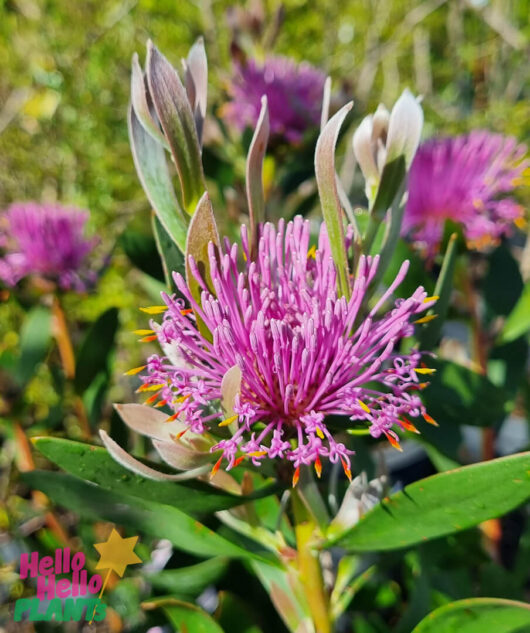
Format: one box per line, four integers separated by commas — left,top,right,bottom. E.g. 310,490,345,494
146,40,205,214
143,598,225,633
186,192,220,341
411,598,530,633
32,436,274,515
499,282,530,343
184,36,208,145
152,213,185,291
147,558,228,597
128,104,188,252
369,155,406,220
120,228,165,281
330,452,530,552
74,307,118,394
245,95,269,259
315,102,353,299
22,469,268,563
16,306,52,385
419,233,458,350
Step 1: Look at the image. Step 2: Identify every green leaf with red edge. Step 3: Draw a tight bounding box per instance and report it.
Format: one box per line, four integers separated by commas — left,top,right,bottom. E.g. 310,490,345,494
146,40,205,214
185,192,220,341
143,597,225,633
315,102,353,299
328,452,530,551
411,598,530,633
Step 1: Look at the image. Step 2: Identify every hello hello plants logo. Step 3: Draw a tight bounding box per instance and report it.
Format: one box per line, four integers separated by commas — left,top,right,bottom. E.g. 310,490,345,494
14,529,141,623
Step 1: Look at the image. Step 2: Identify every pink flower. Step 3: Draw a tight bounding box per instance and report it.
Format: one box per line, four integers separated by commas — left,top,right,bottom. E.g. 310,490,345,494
139,218,436,482
403,132,527,255
223,56,326,143
0,202,98,292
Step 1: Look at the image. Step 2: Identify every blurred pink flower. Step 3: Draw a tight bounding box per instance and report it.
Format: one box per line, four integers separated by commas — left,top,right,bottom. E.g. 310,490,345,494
403,131,527,255
0,202,98,292
222,56,326,143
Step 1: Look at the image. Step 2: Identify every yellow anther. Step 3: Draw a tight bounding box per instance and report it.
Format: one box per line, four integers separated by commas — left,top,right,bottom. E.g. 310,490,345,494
415,367,436,375
218,414,238,427
133,329,155,336
316,427,325,439
137,383,165,393
357,399,370,414
139,305,167,314
248,451,267,458
124,365,146,376
423,296,439,303
307,244,317,259
414,314,438,324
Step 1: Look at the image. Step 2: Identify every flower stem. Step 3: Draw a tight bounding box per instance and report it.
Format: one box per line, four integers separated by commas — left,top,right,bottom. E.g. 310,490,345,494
51,295,91,439
292,488,332,633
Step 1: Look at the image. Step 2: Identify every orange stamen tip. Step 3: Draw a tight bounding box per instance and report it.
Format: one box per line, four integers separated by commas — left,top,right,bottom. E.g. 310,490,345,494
415,367,436,375
316,427,325,440
341,457,352,481
124,365,146,376
218,414,238,427
154,399,168,408
137,383,165,393
423,413,439,427
233,456,245,468
248,450,267,458
140,334,158,343
140,305,167,314
400,417,420,434
314,457,322,478
423,296,439,303
175,428,188,439
414,314,438,324
133,329,154,335
357,399,370,414
144,393,160,405
292,466,300,487
180,308,193,315
210,456,223,479
166,412,179,422
384,432,403,452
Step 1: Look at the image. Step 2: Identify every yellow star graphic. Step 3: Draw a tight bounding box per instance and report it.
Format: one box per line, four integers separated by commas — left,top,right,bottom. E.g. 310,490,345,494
94,528,142,577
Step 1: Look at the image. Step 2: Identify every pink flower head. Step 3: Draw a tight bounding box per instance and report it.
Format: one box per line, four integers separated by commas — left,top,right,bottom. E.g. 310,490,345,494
403,131,528,256
223,56,326,143
0,202,98,292
139,217,436,483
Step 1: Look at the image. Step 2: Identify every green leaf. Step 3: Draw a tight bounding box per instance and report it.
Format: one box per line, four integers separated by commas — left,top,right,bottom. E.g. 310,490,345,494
148,558,228,597
370,155,406,220
152,213,185,291
128,104,188,252
499,282,530,343
143,598,225,633
315,102,353,299
411,598,530,633
23,470,269,563
418,233,458,350
245,96,269,259
16,306,52,385
329,452,530,552
421,358,508,427
216,591,264,633
32,436,244,516
146,41,205,214
484,245,523,318
74,307,118,394
120,228,165,281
